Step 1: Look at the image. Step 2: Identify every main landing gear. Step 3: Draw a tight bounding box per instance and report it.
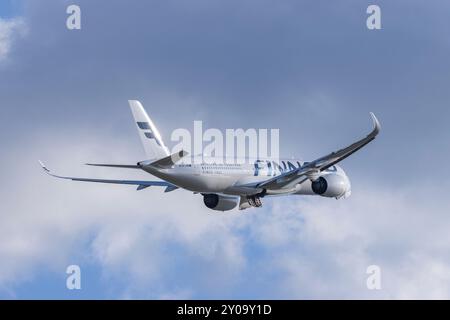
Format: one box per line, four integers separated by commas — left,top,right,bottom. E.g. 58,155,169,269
247,189,267,207
247,195,262,208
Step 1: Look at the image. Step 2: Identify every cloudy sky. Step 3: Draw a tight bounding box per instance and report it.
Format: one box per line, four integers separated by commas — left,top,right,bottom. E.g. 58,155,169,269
1,0,450,299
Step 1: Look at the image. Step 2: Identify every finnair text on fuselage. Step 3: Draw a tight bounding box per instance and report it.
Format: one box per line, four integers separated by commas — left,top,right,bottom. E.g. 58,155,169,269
177,158,338,177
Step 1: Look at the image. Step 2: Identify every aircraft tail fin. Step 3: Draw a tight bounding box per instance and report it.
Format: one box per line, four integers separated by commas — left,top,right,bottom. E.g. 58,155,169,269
128,100,170,160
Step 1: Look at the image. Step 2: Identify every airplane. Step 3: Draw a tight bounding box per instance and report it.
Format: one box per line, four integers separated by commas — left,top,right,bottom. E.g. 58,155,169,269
40,100,380,211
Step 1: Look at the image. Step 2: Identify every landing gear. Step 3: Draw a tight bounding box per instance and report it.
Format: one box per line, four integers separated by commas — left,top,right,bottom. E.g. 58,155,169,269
247,195,262,208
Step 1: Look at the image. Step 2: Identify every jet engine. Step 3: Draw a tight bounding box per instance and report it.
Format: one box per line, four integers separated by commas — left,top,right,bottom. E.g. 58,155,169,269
203,194,239,211
311,173,350,198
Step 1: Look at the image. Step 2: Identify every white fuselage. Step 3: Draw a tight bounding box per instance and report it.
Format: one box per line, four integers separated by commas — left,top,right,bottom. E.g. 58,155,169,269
141,156,350,197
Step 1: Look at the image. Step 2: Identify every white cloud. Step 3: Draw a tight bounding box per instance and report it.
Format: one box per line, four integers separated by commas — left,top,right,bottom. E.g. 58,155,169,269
0,131,246,298
250,186,450,299
1,0,450,300
0,18,26,62
0,129,449,298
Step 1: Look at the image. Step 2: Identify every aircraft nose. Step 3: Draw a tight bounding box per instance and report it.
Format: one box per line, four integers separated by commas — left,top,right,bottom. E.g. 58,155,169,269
343,175,352,198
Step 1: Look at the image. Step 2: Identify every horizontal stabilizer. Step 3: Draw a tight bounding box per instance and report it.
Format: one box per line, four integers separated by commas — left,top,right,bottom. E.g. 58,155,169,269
86,163,140,169
147,150,189,168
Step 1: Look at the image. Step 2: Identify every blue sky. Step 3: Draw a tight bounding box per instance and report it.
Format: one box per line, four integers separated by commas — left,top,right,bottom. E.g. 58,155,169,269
0,1,21,18
1,0,450,299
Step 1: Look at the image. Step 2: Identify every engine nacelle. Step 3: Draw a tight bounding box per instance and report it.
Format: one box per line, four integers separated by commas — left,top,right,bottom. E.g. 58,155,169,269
311,174,349,198
203,194,239,211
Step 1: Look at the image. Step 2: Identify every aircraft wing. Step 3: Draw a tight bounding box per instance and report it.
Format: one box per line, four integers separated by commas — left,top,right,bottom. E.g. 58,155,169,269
39,161,178,192
253,112,381,190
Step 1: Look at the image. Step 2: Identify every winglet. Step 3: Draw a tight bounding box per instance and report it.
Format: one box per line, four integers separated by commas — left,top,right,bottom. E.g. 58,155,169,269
369,112,381,137
38,160,50,173
38,161,62,179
